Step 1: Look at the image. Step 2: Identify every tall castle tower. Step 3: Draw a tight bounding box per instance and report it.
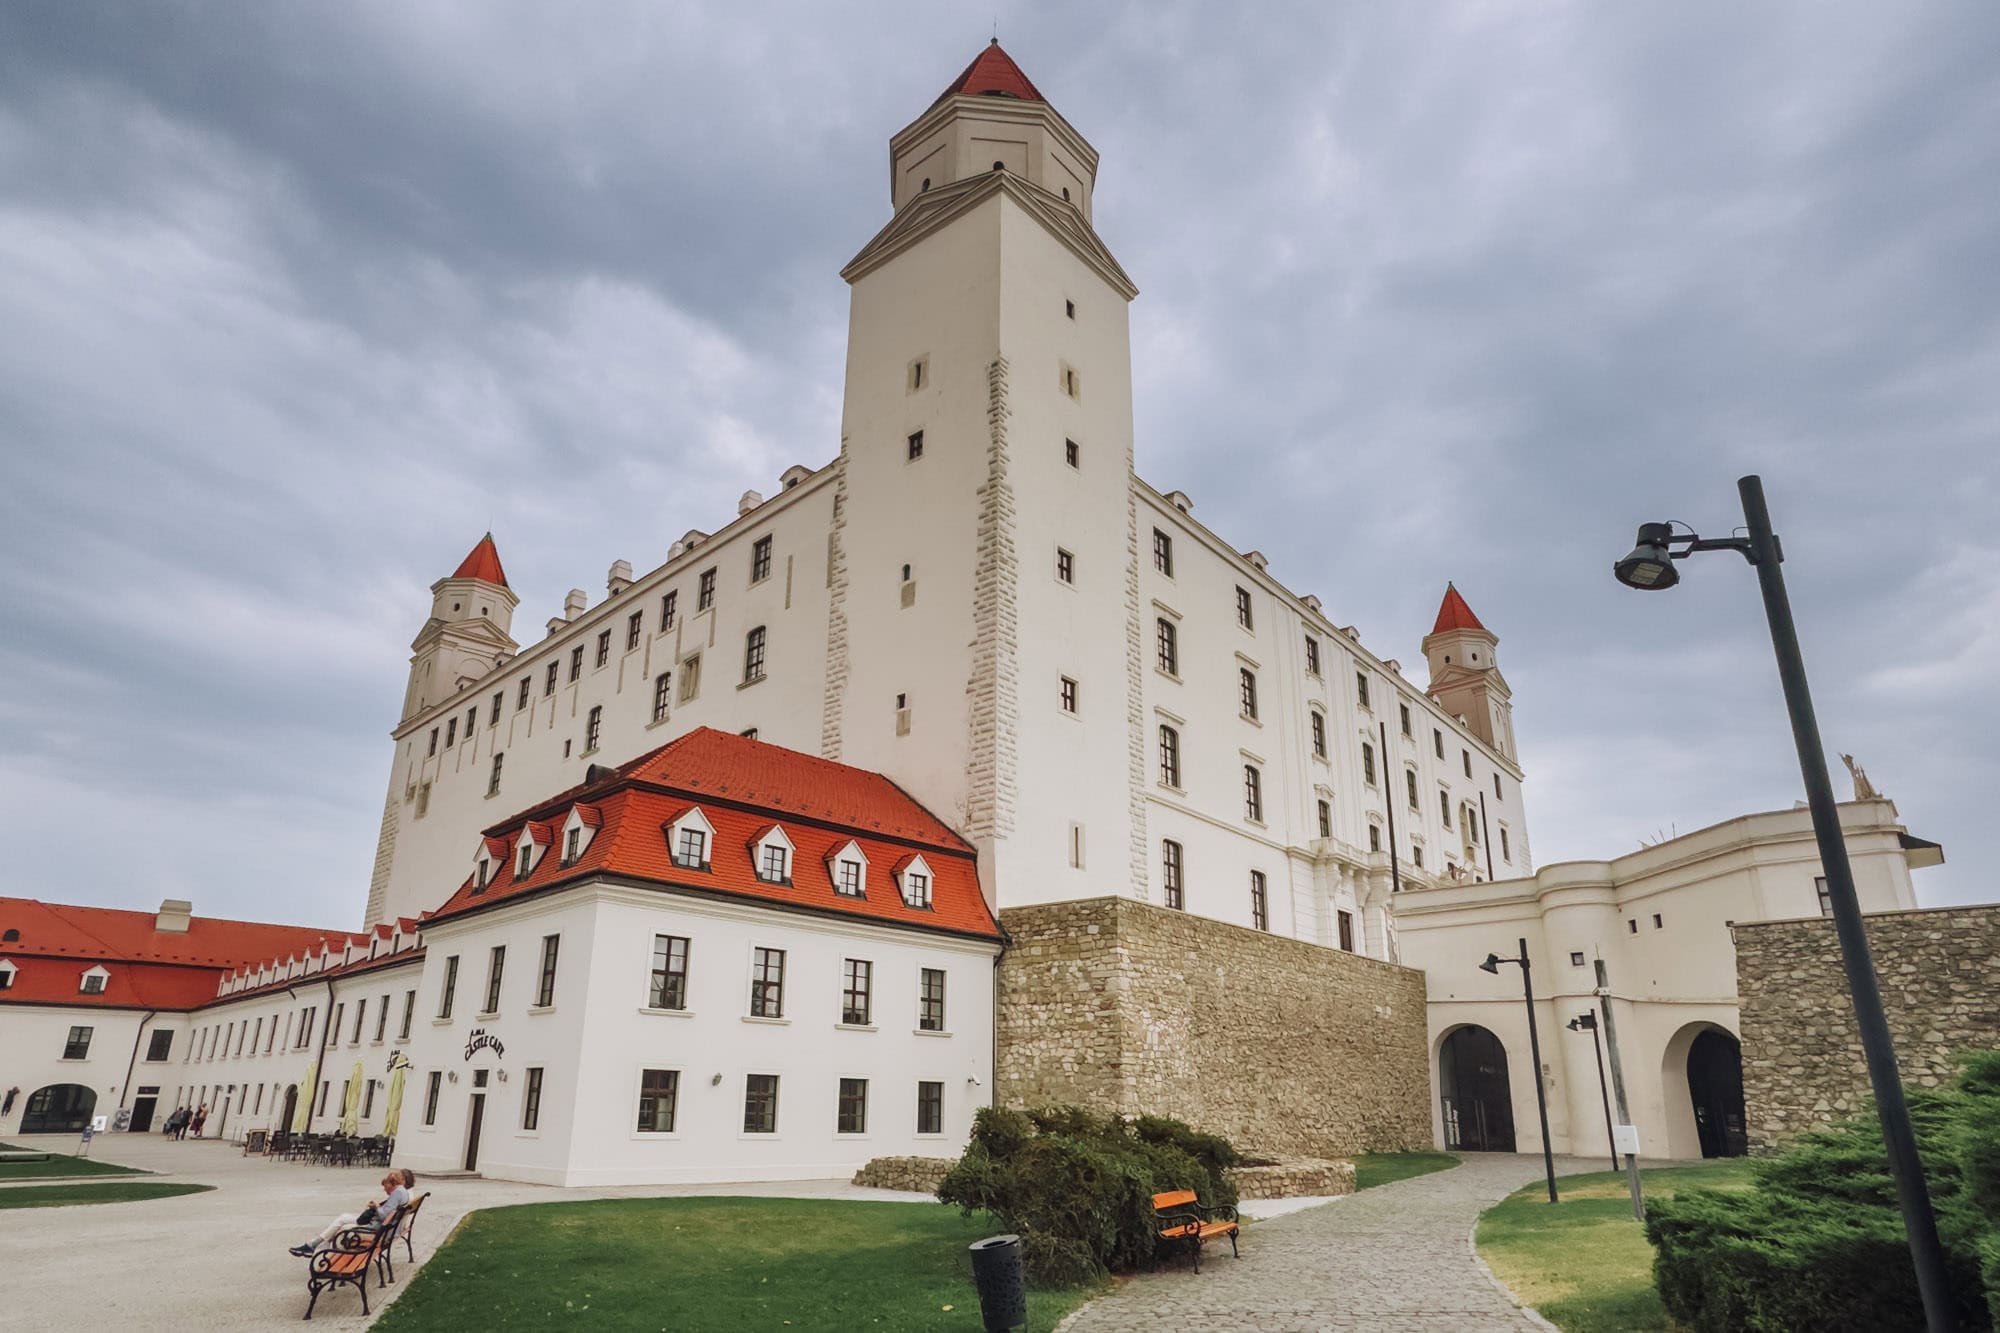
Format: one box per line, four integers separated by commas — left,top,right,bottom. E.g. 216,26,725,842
826,41,1144,901
402,534,520,722
1421,584,1515,762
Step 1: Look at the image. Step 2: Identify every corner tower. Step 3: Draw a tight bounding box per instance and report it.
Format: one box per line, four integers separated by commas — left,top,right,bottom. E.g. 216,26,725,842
1422,584,1515,761
402,534,520,722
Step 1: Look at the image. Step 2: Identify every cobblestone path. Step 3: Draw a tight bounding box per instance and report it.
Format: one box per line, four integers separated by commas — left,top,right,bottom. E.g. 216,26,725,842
1062,1154,1593,1332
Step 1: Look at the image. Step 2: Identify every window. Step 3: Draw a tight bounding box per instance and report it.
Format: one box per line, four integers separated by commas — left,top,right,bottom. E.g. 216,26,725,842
834,858,863,896
522,1067,544,1130
1250,871,1269,931
317,1082,330,1116
909,358,925,390
466,705,478,738
428,728,439,757
415,781,431,817
1156,618,1178,675
146,1030,173,1061
907,430,924,461
1501,826,1512,861
660,590,678,630
1304,636,1320,675
679,653,702,702
1369,824,1382,852
759,843,790,883
1628,918,1639,934
400,990,415,1040
675,826,708,870
445,718,457,749
80,971,107,995
1494,773,1503,800
1317,799,1332,839
536,934,560,1007
297,1007,316,1049
649,935,690,1010
1652,913,1664,929
1062,365,1078,398
1152,528,1173,576
490,690,503,725
585,705,603,752
1462,749,1473,779
1310,710,1326,758
627,611,643,651
1405,768,1420,810
1060,676,1078,714
518,841,535,878
518,676,531,710
652,672,672,722
545,662,559,696
352,1000,367,1043
331,1004,344,1043
269,1013,280,1052
697,567,716,611
63,1026,93,1060
919,968,946,1031
1056,548,1074,584
1065,298,1076,319
1440,790,1452,828
488,751,504,796
1816,876,1834,917
1338,909,1355,951
1162,840,1184,910
743,626,766,683
1464,806,1479,843
917,1081,944,1135
1235,586,1253,630
1064,438,1079,468
568,645,584,681
751,536,773,583
1158,724,1181,787
1362,742,1377,786
1412,843,1424,868
637,1069,680,1132
750,947,785,1018
1399,703,1412,738
837,1078,868,1134
1239,668,1258,720
362,1079,376,1118
842,959,872,1026
1570,951,1586,967
1356,672,1371,708
424,1071,442,1126
900,861,932,909
1433,728,1445,760
483,946,506,1014
743,1074,779,1133
1244,764,1263,822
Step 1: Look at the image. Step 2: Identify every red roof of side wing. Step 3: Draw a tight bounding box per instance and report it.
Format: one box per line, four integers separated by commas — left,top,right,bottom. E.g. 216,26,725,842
451,533,509,587
1430,583,1488,635
934,40,1045,107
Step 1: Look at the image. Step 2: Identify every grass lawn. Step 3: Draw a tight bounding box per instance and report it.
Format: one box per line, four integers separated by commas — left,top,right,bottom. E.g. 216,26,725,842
0,1148,145,1179
376,1197,1099,1332
0,1182,212,1209
1476,1160,1757,1332
1352,1151,1459,1191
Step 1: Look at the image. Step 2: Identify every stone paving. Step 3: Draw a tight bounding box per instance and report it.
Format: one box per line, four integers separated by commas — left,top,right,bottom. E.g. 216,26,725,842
1061,1153,1596,1332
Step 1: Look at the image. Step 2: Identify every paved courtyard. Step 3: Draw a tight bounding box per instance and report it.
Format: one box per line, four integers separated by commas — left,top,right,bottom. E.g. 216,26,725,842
0,1132,930,1329
1061,1153,1597,1332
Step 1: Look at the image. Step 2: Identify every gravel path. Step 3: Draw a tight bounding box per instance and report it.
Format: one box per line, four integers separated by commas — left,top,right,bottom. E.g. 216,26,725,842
1060,1153,1593,1332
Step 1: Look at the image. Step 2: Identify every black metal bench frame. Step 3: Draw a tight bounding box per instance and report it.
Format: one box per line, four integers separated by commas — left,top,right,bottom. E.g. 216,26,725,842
301,1204,402,1320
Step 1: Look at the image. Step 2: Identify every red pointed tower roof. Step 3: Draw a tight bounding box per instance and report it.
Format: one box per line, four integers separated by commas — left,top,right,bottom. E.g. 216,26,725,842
1430,583,1487,635
451,533,509,588
934,39,1045,107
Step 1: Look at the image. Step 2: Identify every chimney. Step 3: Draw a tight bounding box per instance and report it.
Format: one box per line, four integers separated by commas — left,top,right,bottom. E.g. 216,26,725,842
738,489,764,516
156,899,192,934
564,589,588,620
606,560,633,597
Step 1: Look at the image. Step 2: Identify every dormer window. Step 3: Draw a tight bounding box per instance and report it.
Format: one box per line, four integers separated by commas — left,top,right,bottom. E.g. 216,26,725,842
80,965,110,995
667,808,716,871
563,827,581,864
826,840,869,898
750,825,795,885
0,959,15,990
515,827,547,880
517,846,532,877
895,855,935,910
475,859,492,892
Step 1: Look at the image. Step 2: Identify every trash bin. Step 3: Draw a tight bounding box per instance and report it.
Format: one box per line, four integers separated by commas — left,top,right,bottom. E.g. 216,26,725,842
968,1233,1026,1331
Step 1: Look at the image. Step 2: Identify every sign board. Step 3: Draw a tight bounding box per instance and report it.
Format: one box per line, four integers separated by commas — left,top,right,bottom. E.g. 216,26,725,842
90,1115,108,1133
1613,1123,1642,1156
112,1108,132,1132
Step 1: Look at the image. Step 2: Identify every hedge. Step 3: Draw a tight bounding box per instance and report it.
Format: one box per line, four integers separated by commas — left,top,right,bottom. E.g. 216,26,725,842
1647,1049,2000,1331
936,1106,1241,1284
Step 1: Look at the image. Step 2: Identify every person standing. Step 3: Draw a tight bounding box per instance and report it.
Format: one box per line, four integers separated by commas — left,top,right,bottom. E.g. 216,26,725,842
190,1104,208,1138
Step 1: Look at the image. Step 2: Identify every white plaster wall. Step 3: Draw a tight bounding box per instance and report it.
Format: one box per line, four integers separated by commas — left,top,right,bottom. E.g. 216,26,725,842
0,1005,156,1137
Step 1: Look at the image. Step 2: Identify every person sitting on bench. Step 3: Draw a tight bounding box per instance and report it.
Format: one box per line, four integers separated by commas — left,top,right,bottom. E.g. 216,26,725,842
289,1169,414,1257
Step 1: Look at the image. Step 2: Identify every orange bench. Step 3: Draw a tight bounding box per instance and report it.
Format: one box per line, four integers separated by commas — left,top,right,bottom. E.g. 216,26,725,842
302,1205,401,1320
1152,1189,1240,1273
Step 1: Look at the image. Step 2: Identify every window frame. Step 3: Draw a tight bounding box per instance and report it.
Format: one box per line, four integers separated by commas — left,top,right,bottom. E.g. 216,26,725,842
649,935,691,1010
841,958,873,1027
535,934,560,1008
749,946,785,1018
918,967,947,1032
636,1068,681,1134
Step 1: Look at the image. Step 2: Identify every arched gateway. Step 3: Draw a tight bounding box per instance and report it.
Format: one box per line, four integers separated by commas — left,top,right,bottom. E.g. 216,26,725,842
21,1084,96,1134
1687,1029,1748,1158
1438,1025,1516,1152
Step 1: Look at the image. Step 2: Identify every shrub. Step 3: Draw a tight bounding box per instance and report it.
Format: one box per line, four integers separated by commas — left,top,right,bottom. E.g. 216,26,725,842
936,1105,1240,1283
1648,1050,2000,1331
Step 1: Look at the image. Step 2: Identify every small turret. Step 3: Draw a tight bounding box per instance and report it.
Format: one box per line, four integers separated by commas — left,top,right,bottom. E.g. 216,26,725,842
401,534,521,721
1421,584,1515,761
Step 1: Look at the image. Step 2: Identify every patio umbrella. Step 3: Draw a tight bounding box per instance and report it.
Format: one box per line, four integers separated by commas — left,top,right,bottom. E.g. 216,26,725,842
338,1060,363,1136
382,1058,408,1137
293,1058,319,1132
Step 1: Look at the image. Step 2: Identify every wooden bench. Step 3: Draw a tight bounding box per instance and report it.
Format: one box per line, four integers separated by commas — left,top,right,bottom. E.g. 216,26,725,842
1152,1189,1240,1273
301,1204,403,1320
384,1191,431,1276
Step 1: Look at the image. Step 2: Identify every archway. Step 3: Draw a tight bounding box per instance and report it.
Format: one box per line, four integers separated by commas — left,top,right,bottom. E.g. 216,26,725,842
21,1084,95,1134
1687,1029,1747,1158
1439,1025,1516,1152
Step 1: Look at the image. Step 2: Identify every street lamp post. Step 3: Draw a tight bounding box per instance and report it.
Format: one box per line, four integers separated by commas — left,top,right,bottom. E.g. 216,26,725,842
1566,1012,1618,1172
1480,938,1558,1204
1614,474,1955,1332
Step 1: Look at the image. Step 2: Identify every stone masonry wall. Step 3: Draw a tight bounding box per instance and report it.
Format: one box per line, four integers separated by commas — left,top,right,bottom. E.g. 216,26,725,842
998,897,1431,1159
1734,905,2000,1151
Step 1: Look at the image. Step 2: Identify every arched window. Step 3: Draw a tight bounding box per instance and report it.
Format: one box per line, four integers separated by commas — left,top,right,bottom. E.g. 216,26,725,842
1158,725,1181,788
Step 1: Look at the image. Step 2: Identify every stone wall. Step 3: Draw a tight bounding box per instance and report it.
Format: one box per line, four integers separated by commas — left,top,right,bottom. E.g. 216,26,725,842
1227,1158,1356,1200
997,897,1431,1159
852,1156,957,1193
1734,905,2000,1151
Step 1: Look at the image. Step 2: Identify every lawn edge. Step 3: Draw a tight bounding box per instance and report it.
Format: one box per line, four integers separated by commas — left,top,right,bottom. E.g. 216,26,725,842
1466,1214,1562,1332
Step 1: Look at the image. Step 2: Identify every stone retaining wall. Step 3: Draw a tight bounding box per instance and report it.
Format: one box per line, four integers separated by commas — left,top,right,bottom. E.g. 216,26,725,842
851,1156,957,1193
997,897,1431,1159
1227,1158,1357,1200
1733,904,2000,1150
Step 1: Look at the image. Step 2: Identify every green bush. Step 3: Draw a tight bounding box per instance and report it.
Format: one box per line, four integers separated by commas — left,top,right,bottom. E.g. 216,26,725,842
936,1105,1240,1283
1648,1050,2000,1331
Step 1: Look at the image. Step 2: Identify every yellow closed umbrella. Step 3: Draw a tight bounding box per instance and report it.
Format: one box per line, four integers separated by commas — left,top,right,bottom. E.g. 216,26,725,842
293,1059,319,1132
382,1056,409,1137
338,1060,364,1136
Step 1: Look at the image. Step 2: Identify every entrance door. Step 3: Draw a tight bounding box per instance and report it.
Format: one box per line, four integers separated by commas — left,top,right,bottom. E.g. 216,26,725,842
1687,1029,1748,1158
464,1094,486,1171
281,1085,299,1132
130,1092,158,1133
1439,1025,1517,1152
21,1084,96,1134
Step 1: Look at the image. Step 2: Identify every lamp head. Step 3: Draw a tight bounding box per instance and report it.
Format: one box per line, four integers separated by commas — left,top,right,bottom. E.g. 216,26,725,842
1478,953,1502,975
1614,522,1680,590
1566,1013,1597,1033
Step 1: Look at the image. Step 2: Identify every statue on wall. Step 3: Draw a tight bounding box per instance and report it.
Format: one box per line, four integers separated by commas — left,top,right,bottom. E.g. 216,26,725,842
1840,754,1880,801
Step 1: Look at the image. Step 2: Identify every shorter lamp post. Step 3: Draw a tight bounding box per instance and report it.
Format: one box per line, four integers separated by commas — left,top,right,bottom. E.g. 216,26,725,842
1566,1012,1618,1172
1480,937,1558,1204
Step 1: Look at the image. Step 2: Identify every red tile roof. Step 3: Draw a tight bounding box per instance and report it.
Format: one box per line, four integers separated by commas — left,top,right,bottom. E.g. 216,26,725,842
1430,583,1488,635
451,532,509,587
430,729,996,940
935,40,1045,107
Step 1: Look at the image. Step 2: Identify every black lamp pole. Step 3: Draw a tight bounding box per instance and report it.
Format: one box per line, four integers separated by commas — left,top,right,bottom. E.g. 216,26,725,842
1614,475,1955,1332
1567,1012,1617,1172
1481,937,1557,1204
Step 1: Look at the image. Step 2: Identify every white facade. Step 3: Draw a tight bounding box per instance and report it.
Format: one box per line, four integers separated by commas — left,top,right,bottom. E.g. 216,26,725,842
365,52,1532,972
1394,799,1939,1161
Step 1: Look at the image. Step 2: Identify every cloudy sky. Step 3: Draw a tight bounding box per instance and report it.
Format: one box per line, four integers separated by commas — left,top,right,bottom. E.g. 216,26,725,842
3,2,1995,929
